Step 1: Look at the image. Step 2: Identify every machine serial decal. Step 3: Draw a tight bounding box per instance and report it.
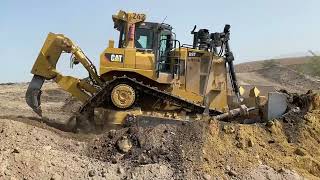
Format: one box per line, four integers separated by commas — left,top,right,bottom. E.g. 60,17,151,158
105,53,124,63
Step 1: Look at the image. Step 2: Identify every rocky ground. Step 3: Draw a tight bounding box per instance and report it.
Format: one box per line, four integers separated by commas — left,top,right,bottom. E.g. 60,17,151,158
0,59,320,179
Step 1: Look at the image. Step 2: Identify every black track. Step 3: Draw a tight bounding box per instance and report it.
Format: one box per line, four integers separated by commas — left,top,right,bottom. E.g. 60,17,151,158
79,76,222,117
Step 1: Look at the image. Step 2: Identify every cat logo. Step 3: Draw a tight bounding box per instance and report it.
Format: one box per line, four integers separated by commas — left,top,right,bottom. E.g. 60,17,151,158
105,53,124,63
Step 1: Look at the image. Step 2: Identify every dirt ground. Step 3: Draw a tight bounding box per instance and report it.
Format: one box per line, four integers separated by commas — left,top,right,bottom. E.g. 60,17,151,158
236,64,320,93
236,57,320,94
0,62,320,179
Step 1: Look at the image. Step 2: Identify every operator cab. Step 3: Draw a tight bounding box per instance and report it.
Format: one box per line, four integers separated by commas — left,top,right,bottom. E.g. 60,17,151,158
118,22,175,74
118,22,172,49
117,22,173,51
134,22,173,52
135,22,178,75
116,21,181,81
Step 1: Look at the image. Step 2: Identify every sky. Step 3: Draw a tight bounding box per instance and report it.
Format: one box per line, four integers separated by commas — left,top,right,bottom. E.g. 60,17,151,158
1,0,319,83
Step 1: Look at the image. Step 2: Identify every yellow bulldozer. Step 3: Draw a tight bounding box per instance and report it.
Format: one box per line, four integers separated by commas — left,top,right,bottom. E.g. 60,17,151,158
26,10,272,130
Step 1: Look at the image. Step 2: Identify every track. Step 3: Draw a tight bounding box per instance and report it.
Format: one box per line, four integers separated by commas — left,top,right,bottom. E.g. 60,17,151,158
79,76,222,118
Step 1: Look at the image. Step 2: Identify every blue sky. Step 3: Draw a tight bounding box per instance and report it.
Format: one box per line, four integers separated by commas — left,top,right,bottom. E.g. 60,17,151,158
1,0,319,82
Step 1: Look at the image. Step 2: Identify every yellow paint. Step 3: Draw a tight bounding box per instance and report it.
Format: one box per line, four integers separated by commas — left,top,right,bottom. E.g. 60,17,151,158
249,87,260,97
54,74,90,102
239,86,245,96
124,48,136,68
135,51,155,70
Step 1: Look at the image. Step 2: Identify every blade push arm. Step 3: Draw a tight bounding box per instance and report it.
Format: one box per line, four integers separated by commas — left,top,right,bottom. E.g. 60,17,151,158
31,33,103,85
26,33,103,116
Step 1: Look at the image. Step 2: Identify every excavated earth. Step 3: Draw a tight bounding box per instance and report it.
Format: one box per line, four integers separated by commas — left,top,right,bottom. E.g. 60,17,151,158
0,64,320,179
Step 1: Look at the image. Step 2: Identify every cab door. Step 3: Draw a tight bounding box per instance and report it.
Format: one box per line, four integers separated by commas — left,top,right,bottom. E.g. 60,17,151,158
134,27,155,70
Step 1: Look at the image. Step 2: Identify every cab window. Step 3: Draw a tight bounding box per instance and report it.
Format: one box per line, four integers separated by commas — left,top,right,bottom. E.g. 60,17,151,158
135,28,153,49
159,34,170,55
159,34,171,73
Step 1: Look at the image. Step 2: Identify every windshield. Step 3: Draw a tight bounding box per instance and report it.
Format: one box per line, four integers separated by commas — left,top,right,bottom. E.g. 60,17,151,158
135,28,153,49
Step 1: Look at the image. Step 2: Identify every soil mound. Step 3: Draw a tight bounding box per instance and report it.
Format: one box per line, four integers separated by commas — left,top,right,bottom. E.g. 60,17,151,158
89,121,208,179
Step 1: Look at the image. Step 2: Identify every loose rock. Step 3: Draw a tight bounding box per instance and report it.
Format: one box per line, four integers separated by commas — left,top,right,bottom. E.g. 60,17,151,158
117,166,124,174
203,173,212,180
116,136,132,153
236,141,245,149
228,170,238,176
88,170,96,177
225,165,231,172
108,129,117,139
266,121,274,128
12,148,20,153
101,170,107,177
222,125,235,134
294,148,307,156
248,139,254,147
50,173,61,180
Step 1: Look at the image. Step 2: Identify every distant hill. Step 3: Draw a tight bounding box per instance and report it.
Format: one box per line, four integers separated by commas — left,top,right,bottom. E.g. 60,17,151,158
235,56,313,73
235,56,320,93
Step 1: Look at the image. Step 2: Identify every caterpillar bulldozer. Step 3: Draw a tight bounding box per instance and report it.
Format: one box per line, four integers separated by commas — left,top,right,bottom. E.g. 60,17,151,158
26,10,268,130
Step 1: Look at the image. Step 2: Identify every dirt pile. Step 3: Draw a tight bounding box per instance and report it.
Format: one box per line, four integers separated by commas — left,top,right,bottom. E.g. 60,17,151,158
0,82,320,179
88,121,207,179
83,91,320,179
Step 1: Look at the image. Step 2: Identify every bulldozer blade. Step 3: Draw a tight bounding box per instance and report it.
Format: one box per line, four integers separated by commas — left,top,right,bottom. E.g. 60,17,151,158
25,75,45,116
